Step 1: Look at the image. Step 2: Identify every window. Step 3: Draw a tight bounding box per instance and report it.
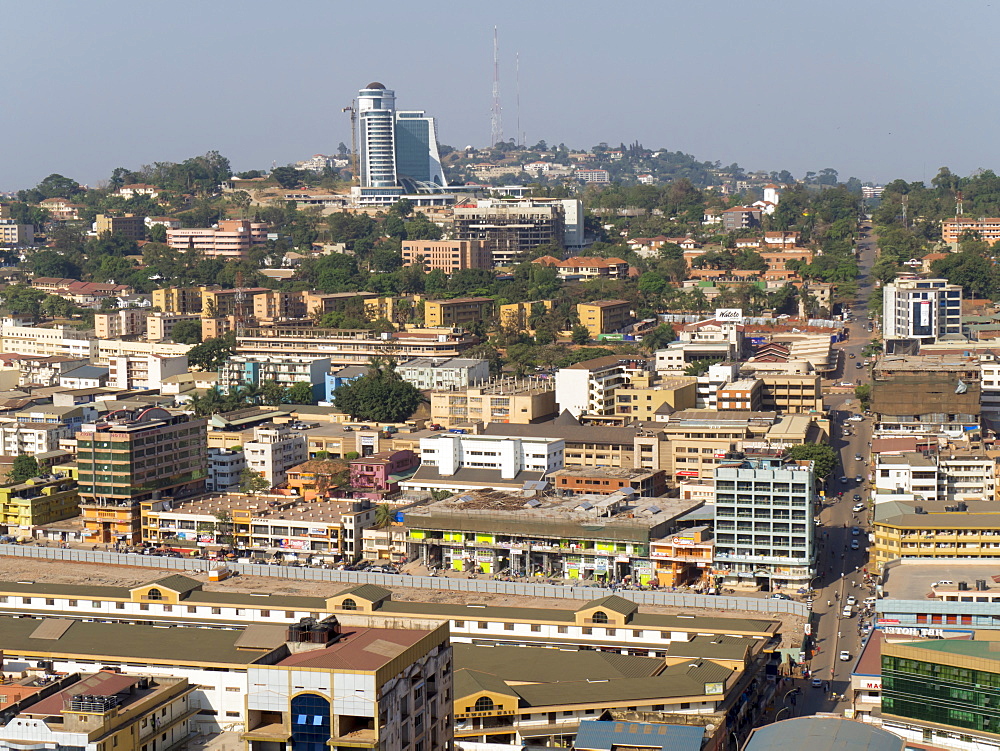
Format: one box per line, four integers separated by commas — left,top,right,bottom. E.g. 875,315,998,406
212,608,221,615
260,610,270,618
340,598,357,611
454,620,464,628
145,588,163,601
226,711,240,717
473,696,495,713
530,624,541,632
46,599,55,606
291,693,331,751
591,610,608,624
504,623,514,631
478,622,488,629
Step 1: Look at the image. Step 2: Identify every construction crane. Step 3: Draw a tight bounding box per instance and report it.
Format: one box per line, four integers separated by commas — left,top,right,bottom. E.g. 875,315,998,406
342,100,358,177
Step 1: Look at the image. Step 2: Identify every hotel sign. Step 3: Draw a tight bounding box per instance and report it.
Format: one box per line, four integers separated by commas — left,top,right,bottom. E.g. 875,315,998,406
882,626,945,638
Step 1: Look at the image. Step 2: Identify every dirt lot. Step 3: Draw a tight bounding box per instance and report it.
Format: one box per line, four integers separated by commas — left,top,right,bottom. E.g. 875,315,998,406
0,556,806,636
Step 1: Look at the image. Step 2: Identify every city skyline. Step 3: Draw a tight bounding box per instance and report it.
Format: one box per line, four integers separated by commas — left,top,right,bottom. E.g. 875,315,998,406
4,0,1000,190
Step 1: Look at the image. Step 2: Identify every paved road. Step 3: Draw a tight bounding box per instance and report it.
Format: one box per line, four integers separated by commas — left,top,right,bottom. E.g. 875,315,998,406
793,221,880,717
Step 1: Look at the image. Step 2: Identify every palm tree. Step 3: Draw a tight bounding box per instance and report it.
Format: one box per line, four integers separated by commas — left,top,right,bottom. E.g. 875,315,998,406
373,504,396,529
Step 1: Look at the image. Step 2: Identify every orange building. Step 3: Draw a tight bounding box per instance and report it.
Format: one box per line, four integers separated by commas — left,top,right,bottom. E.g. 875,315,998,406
650,526,714,586
402,240,491,274
549,467,667,497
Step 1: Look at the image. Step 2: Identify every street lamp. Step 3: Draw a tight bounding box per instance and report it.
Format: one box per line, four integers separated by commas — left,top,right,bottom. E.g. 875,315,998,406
774,706,792,722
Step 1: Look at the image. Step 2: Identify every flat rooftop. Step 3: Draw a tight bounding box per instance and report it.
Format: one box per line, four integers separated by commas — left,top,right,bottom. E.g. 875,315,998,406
153,493,364,523
551,467,659,480
881,561,1000,601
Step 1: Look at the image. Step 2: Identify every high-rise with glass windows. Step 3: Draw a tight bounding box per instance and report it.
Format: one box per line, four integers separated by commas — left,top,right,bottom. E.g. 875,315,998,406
356,83,446,191
713,453,816,590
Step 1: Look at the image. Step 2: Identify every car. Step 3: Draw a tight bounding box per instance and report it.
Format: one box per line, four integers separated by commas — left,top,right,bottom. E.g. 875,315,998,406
849,353,856,359
856,362,863,368
839,650,852,661
838,381,854,387
852,527,861,536
847,595,857,606
855,475,863,483
840,476,848,484
848,415,864,422
855,453,864,461
851,540,860,550
853,494,862,501
932,580,955,588
842,606,854,617
769,593,792,600
811,678,824,688
853,503,866,512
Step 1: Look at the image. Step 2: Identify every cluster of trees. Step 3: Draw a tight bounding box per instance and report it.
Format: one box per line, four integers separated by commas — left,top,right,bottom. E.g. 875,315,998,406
330,358,423,423
188,380,317,416
0,285,83,322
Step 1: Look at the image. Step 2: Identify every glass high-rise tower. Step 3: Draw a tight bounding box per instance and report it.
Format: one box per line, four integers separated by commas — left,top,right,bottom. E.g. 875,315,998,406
356,83,446,191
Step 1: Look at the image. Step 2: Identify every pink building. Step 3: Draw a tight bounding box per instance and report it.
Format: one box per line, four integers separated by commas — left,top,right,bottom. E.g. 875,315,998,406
347,450,418,501
166,220,268,260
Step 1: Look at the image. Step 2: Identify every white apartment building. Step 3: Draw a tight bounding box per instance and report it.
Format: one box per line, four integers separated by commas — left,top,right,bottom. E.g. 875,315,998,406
108,354,189,391
938,451,997,501
0,325,96,359
0,420,72,455
883,276,962,343
696,362,741,409
401,433,565,494
873,452,940,504
0,219,34,247
981,355,1000,417
94,339,191,365
396,357,489,390
555,355,649,417
244,424,307,488
205,447,246,492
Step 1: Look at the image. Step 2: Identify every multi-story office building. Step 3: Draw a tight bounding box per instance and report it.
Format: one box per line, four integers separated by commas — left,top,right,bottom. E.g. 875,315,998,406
883,276,962,343
94,212,146,242
871,355,981,436
550,467,667,497
713,453,816,589
0,420,72,455
721,206,762,232
141,492,374,560
0,475,79,530
0,606,453,747
452,202,565,265
718,379,764,411
76,408,207,543
218,355,330,401
0,324,96,359
166,220,268,260
404,489,693,581
244,424,306,488
499,300,554,332
555,355,648,417
235,326,476,365
357,82,446,191
424,297,493,328
613,373,698,421
401,240,490,274
396,357,489,390
942,216,1000,245
152,286,203,314
576,300,632,338
872,500,1000,572
429,377,556,427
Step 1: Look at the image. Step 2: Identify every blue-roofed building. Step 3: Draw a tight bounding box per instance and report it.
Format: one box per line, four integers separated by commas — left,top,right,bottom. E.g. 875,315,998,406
575,720,704,751
743,716,903,751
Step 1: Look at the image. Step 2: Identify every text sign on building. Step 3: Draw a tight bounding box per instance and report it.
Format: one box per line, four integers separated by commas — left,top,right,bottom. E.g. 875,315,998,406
861,679,882,690
881,626,945,638
715,308,744,323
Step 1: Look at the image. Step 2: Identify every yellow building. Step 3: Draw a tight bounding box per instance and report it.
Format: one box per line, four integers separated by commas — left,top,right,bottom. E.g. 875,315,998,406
153,286,203,314
430,378,556,427
614,373,697,421
499,300,553,332
873,500,1000,572
362,296,401,322
576,300,631,337
94,213,145,242
0,476,79,531
425,297,494,328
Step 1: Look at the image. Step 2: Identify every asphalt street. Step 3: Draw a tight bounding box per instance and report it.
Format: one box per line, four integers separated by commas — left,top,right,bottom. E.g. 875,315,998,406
791,221,880,717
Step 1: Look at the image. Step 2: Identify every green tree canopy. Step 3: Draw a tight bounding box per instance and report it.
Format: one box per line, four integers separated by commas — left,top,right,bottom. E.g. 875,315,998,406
7,455,39,484
331,358,422,423
787,443,839,479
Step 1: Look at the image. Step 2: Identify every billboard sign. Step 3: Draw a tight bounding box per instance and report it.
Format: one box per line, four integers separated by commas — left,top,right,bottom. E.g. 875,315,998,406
715,308,744,323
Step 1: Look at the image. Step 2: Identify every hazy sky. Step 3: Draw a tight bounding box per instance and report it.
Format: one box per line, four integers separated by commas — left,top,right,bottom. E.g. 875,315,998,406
5,0,1000,191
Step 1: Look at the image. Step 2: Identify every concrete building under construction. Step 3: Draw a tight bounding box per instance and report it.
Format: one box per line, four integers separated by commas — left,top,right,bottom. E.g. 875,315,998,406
870,355,981,436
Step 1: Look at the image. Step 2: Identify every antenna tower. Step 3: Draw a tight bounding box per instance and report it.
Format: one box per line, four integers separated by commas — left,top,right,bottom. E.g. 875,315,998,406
234,270,251,338
490,27,503,148
956,189,964,218
901,194,908,229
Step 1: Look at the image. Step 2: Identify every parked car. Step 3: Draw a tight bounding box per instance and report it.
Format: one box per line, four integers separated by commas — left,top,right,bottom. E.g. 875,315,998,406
769,593,792,600
839,650,852,661
853,503,866,512
851,527,861,536
847,595,857,606
851,540,860,550
842,606,853,618
853,494,862,502
932,580,955,587
855,475,863,483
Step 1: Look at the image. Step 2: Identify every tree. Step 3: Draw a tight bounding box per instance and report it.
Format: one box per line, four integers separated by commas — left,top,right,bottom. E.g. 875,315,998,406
170,319,203,344
684,358,723,377
571,324,591,344
147,224,167,243
260,380,288,406
331,358,423,423
373,503,396,529
7,455,39,484
642,324,675,352
286,381,316,405
271,166,304,189
855,384,872,411
187,333,236,370
787,443,839,479
239,468,270,494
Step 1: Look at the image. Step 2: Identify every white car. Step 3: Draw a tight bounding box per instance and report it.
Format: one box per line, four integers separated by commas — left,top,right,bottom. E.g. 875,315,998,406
853,503,866,512
847,595,857,606
839,650,852,661
847,415,864,422
842,606,853,617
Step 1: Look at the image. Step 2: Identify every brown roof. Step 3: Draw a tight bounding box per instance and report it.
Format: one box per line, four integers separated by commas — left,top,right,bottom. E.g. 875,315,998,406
276,627,430,671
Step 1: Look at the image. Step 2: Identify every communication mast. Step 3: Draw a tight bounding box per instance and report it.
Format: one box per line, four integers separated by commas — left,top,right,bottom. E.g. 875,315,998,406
956,189,964,218
342,101,358,176
516,51,521,147
234,270,252,339
491,27,503,148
